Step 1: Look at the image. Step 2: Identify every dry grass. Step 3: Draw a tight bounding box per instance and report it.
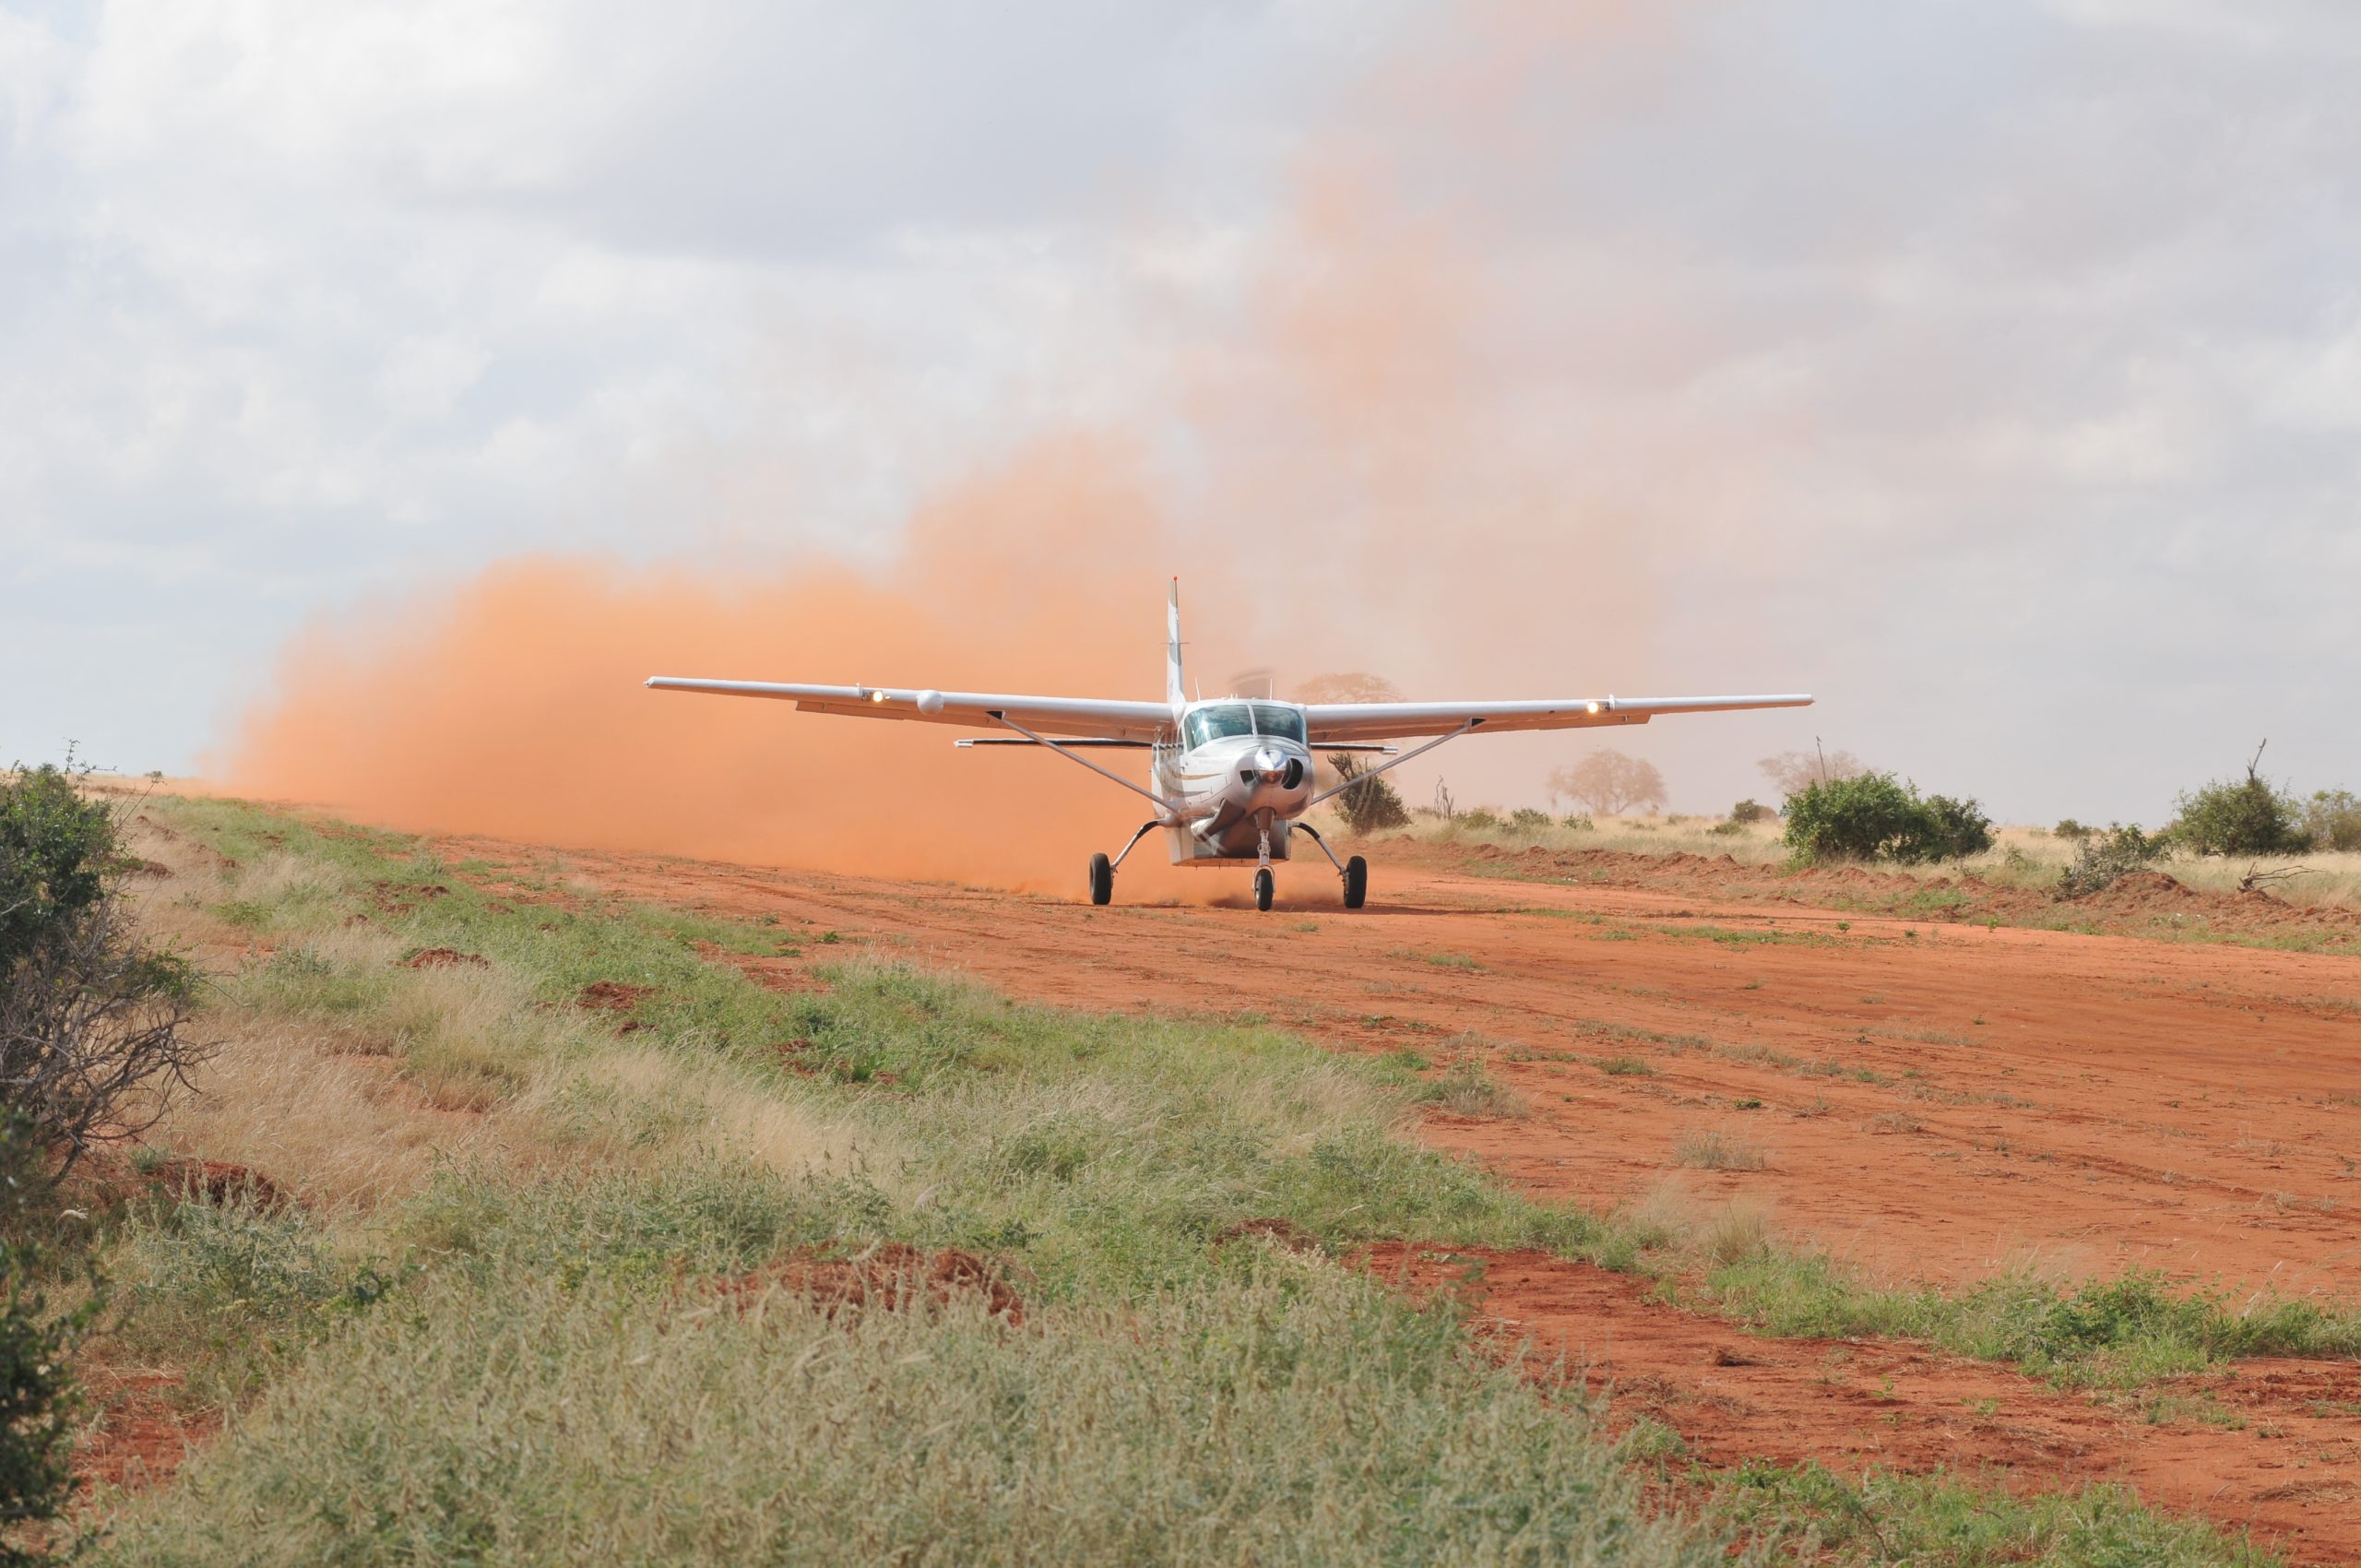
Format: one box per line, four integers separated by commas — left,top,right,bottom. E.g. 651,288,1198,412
1377,809,2361,911
1671,1128,1771,1172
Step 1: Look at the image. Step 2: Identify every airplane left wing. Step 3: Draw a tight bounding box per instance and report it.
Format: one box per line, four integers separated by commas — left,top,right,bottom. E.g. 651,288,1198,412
1303,693,1811,744
644,678,1174,742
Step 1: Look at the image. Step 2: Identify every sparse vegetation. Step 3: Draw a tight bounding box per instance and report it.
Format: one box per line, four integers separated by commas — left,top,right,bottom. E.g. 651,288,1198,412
1672,1129,1768,1172
1728,798,1768,825
2056,823,2168,900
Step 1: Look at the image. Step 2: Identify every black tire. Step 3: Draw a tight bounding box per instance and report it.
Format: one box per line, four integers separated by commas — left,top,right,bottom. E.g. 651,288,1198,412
1252,867,1275,912
1088,852,1113,906
1343,855,1369,909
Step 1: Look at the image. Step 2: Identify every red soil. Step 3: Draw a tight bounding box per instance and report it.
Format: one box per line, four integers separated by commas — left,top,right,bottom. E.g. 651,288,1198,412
403,946,489,969
73,1365,216,1498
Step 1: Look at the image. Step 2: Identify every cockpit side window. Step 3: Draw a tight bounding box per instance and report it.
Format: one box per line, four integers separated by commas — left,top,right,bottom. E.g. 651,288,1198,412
1250,703,1308,744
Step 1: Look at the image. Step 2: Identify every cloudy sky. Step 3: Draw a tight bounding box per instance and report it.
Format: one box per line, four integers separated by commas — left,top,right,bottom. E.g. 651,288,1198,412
4,0,2356,826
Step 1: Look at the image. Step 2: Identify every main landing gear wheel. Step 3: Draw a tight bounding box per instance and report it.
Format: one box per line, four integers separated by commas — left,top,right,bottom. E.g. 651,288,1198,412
1087,852,1113,906
1343,855,1369,909
1252,867,1275,912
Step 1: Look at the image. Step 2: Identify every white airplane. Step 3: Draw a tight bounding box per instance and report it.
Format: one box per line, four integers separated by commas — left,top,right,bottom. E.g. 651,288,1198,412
647,583,1810,911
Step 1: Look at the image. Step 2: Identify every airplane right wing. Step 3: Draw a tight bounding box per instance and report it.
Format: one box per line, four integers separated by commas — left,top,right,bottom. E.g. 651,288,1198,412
645,678,1174,742
1303,694,1811,744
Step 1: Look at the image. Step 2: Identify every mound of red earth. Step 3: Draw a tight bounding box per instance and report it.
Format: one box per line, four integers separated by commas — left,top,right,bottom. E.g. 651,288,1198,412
724,1243,1024,1324
576,980,653,1010
403,947,489,969
68,1151,291,1214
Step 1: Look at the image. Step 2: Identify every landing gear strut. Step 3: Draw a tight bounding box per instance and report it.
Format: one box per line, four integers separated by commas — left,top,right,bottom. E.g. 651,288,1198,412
1252,823,1276,911
1086,820,1161,907
1296,823,1370,909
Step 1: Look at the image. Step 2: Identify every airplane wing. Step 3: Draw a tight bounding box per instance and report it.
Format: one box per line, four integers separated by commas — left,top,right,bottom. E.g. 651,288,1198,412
1302,694,1811,744
644,678,1174,742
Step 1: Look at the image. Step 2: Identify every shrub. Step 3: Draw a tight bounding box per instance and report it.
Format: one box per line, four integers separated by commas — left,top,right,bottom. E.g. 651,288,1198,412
1560,815,1595,832
2305,789,2361,852
2053,818,2092,842
1456,808,1501,833
1728,799,1767,825
1916,794,1994,861
2055,825,2165,900
0,761,207,1175
1781,773,1992,864
2169,746,2309,857
0,763,116,973
1323,754,1410,835
1506,807,1553,834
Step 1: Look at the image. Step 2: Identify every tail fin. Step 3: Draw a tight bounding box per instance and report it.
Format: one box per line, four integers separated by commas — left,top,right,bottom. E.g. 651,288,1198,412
1166,577,1187,713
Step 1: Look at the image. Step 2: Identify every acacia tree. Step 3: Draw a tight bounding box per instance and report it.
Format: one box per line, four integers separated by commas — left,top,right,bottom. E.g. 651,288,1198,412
1546,751,1667,816
1758,746,1866,799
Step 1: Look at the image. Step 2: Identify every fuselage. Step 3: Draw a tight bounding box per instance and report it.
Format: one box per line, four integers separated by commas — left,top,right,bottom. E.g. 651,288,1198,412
1153,700,1315,864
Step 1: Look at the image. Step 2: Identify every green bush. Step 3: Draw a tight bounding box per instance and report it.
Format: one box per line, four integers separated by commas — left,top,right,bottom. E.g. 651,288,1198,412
0,764,204,1174
1456,808,1501,832
0,762,117,973
2170,750,2310,857
1560,814,1594,832
2052,818,2092,842
1506,807,1552,833
1916,794,1994,861
1323,755,1409,835
0,1120,93,1561
2305,789,2361,852
1781,773,1991,864
2055,825,2165,900
1727,799,1767,825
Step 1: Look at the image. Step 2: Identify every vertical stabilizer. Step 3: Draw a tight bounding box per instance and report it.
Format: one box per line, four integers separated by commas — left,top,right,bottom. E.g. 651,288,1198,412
1166,577,1187,714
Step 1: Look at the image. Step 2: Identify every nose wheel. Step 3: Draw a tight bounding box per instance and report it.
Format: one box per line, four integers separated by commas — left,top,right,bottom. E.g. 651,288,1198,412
1342,854,1368,909
1087,852,1113,906
1252,867,1275,911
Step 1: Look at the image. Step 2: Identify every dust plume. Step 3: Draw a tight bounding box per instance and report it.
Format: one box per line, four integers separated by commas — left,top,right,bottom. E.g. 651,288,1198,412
223,438,1228,894
222,1,1794,871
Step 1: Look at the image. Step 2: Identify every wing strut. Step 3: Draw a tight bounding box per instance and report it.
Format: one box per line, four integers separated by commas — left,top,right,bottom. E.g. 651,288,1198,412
1304,720,1482,810
990,711,1184,817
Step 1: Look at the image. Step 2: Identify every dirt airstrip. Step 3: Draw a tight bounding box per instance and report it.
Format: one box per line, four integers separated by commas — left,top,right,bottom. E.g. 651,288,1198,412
429,833,2361,1561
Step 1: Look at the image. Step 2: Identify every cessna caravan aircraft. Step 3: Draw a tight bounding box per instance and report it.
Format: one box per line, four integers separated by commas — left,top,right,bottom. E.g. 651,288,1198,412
647,583,1809,910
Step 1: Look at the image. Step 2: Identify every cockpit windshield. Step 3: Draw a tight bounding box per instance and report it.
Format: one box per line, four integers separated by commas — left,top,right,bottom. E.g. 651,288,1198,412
1182,702,1307,748
1250,703,1308,744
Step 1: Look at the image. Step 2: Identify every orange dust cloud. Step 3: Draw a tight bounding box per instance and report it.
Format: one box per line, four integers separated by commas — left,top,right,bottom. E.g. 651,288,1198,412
222,438,1238,895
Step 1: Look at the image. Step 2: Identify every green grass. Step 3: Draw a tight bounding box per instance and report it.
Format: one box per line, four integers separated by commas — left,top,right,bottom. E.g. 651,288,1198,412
1707,1461,2283,1565
106,1259,1730,1568
1694,1255,2361,1388
88,795,2321,1564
